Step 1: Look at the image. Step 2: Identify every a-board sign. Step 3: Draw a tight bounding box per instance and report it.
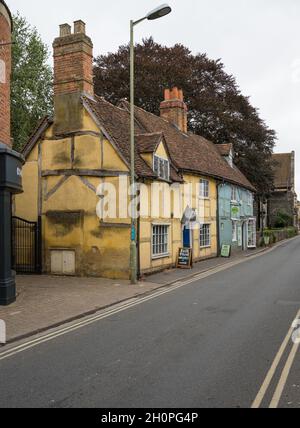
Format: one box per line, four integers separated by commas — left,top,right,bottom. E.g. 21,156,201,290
177,248,193,269
221,244,231,258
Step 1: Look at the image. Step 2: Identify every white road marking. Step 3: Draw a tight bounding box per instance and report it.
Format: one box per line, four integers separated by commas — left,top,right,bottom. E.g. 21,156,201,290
251,308,300,409
0,240,296,363
0,248,274,362
269,340,300,408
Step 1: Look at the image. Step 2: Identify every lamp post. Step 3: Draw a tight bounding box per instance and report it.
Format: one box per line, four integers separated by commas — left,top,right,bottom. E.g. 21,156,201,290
130,4,172,284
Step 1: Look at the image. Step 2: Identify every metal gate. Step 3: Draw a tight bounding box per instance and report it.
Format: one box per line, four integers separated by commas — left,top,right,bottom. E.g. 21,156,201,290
12,217,41,274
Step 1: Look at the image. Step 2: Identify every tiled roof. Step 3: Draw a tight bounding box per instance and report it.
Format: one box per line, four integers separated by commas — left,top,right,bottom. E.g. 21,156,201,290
217,143,233,157
119,100,255,191
83,95,183,182
136,133,163,154
23,94,255,192
272,153,294,189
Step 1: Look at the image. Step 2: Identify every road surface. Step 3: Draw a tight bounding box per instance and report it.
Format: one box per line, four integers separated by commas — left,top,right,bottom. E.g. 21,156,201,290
0,237,300,408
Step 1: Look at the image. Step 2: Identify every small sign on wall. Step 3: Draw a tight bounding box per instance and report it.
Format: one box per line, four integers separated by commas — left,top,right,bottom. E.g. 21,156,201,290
177,248,193,269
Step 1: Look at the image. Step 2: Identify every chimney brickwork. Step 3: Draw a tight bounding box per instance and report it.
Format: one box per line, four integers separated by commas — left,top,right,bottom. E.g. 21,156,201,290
53,20,94,134
160,87,188,133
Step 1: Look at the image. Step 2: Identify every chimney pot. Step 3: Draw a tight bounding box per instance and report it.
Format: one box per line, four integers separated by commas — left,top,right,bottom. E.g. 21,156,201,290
59,23,71,37
160,87,188,133
170,87,179,99
74,20,86,34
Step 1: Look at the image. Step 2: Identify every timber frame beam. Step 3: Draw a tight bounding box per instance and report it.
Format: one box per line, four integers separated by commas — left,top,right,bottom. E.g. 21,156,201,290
42,169,130,178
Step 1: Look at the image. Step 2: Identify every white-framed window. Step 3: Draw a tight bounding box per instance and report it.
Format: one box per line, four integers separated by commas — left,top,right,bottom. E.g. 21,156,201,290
152,224,169,258
200,179,210,198
153,155,170,181
247,191,253,206
200,224,211,248
247,219,256,248
232,221,238,242
231,185,238,202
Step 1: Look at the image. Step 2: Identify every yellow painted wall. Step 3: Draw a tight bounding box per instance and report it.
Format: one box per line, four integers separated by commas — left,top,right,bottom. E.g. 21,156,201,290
102,139,128,171
139,175,218,275
74,135,101,169
16,102,218,280
14,145,39,222
183,174,218,261
156,142,168,159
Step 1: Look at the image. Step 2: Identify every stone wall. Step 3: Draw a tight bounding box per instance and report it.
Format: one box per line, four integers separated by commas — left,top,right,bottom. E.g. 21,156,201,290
268,190,296,227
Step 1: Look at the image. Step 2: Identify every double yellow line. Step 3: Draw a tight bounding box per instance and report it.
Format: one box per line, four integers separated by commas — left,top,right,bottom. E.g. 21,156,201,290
252,308,300,409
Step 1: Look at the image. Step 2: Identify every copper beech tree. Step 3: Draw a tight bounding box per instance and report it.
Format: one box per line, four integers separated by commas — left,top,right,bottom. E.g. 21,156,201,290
94,38,276,196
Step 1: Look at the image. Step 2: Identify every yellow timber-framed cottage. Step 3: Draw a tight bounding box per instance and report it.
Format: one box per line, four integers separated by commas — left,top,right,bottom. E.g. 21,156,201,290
15,20,255,279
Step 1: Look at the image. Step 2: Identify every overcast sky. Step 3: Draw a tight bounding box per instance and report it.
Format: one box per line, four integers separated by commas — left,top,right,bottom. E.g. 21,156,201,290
9,0,300,194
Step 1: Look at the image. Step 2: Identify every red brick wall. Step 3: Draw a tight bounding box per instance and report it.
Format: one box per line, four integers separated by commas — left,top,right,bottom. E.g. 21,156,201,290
0,11,12,147
160,88,188,133
53,32,94,97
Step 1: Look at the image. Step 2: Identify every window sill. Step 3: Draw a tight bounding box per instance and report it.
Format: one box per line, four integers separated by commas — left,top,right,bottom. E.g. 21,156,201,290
200,245,211,249
152,253,170,260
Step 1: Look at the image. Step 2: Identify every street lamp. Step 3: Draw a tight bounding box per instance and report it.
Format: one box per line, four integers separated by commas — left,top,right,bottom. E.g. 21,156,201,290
130,4,172,284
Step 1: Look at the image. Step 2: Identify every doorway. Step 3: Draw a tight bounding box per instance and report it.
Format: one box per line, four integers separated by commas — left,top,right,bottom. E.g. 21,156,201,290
183,226,192,248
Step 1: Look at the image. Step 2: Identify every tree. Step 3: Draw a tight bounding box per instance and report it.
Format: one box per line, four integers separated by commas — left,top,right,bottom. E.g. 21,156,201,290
94,38,276,195
11,13,53,151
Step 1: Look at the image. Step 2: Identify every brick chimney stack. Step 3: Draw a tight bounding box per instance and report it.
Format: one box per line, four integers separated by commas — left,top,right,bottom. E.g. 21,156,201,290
160,87,188,133
53,20,94,134
0,0,12,147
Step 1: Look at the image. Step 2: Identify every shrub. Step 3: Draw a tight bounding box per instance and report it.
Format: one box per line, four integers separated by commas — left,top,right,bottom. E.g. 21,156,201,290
287,227,298,238
274,211,293,228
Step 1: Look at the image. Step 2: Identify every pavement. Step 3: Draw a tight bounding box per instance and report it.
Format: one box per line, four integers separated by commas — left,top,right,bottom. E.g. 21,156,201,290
0,247,265,343
0,236,300,408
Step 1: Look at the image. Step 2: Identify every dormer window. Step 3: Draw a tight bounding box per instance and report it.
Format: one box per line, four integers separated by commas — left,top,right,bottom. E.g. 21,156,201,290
153,155,170,181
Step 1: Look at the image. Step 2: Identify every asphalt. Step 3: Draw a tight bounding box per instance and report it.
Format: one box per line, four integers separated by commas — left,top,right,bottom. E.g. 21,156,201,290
0,237,300,408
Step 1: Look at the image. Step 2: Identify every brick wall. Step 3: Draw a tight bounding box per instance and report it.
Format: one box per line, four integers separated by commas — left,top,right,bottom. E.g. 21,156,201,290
53,22,94,97
0,4,12,147
160,88,188,133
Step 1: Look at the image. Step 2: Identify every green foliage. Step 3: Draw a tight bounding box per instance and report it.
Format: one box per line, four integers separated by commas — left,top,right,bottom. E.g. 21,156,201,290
274,211,292,229
11,13,53,151
263,226,298,246
94,38,276,195
287,227,298,238
263,229,277,245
